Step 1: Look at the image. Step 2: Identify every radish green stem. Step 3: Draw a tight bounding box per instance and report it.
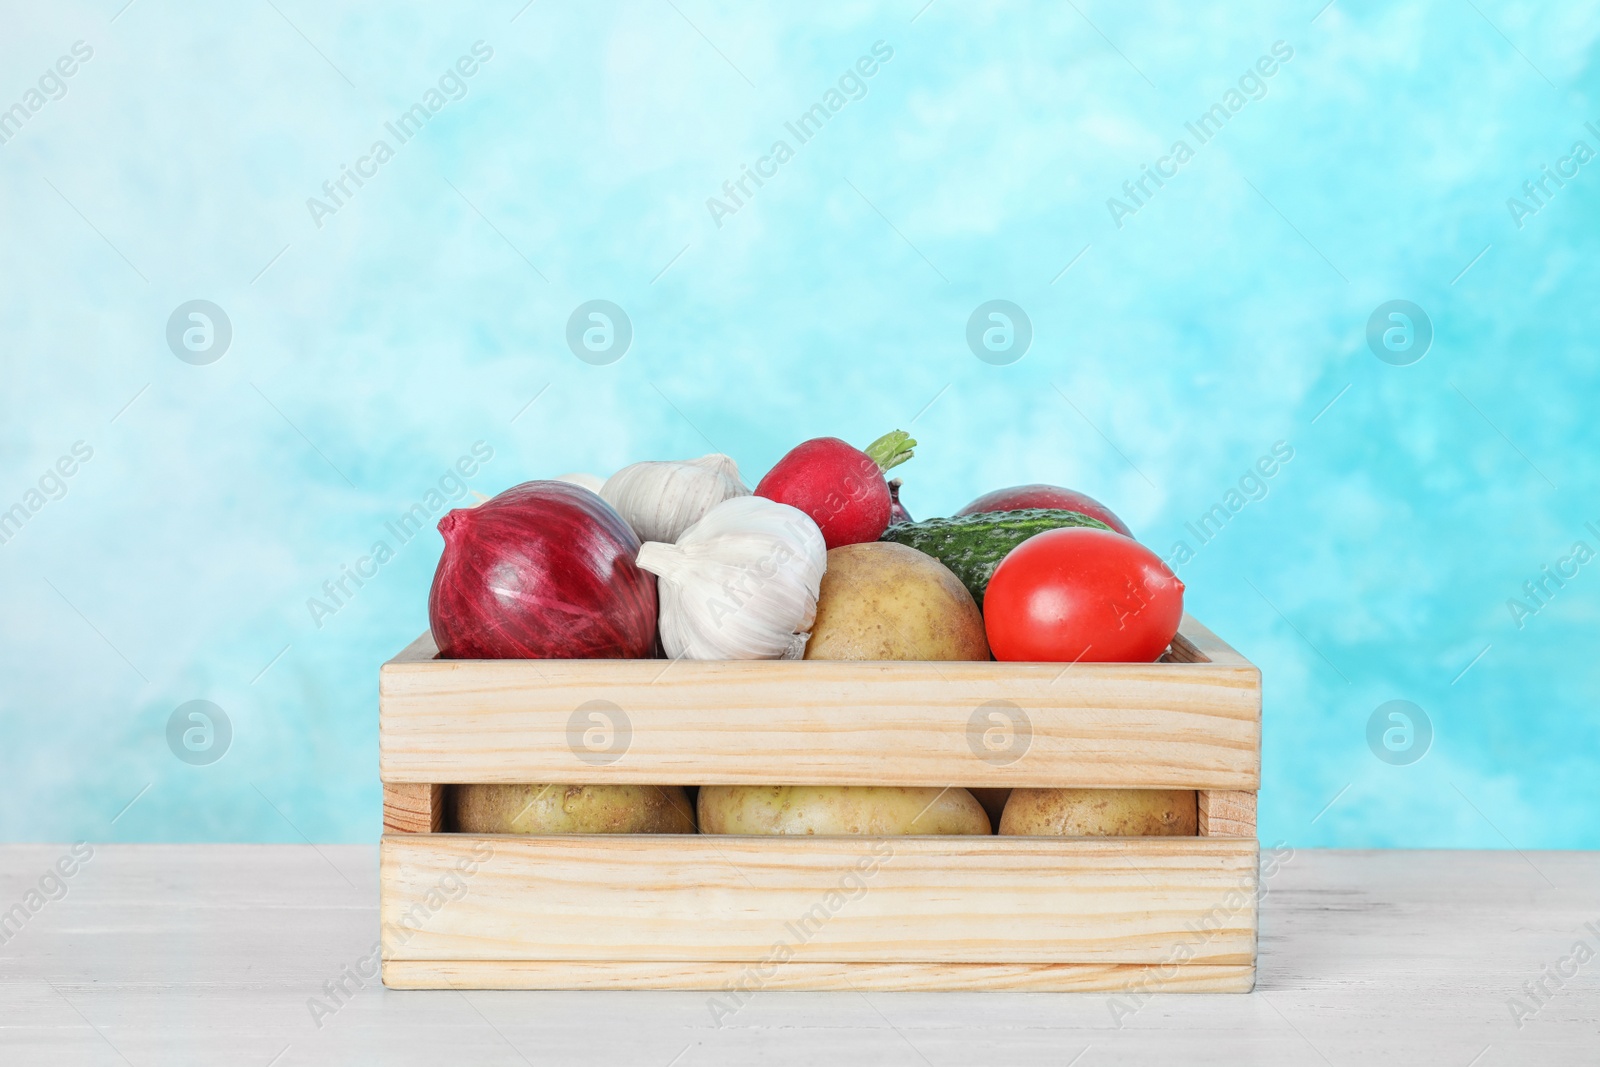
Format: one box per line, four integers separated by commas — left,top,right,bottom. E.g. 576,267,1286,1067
865,430,916,473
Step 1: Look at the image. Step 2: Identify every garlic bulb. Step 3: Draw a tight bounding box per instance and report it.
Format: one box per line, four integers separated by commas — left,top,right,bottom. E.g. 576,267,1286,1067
601,454,750,544
553,472,605,494
636,496,827,660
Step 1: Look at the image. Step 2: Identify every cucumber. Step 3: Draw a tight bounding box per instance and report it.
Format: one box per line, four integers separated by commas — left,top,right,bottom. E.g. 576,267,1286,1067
879,508,1113,608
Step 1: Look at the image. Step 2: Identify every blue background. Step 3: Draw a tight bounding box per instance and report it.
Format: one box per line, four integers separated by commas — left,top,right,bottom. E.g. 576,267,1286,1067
2,0,1596,846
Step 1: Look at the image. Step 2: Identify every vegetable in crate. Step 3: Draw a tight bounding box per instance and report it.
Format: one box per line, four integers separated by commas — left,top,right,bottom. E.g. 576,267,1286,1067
803,541,989,661
600,453,750,544
428,480,658,659
553,471,605,493
754,430,916,549
887,478,912,524
957,484,1132,537
880,508,1113,609
636,496,827,660
998,788,1196,837
698,785,990,835
454,784,696,834
984,527,1183,663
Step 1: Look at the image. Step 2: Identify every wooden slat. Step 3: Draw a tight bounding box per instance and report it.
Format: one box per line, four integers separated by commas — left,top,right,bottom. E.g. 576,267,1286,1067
383,784,446,834
1168,614,1252,667
382,958,1255,992
385,613,1244,666
1163,633,1205,664
380,619,1260,789
380,834,1258,965
389,630,440,665
1198,790,1257,838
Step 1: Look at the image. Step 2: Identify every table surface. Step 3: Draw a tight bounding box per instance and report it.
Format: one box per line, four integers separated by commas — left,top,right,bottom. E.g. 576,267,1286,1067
1,846,1596,1066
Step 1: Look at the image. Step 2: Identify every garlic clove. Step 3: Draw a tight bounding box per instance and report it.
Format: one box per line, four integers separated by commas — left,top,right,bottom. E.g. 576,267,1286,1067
686,454,742,478
635,495,826,660
601,453,751,545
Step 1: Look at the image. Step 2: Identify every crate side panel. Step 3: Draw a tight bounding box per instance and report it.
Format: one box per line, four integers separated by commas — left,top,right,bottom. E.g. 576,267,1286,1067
380,835,1258,965
380,659,1260,788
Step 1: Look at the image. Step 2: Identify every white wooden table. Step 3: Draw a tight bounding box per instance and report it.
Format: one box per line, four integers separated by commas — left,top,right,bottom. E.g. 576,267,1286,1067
1,846,1596,1065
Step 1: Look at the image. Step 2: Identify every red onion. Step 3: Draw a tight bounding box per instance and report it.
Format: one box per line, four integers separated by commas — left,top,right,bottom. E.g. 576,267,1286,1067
956,484,1132,537
887,478,913,525
428,481,658,659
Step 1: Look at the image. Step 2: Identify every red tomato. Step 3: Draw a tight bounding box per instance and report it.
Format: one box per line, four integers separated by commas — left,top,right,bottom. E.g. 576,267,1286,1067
984,527,1184,662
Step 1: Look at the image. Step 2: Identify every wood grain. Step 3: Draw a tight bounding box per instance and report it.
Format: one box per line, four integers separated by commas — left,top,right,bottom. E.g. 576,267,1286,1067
381,958,1256,992
380,834,1258,966
1166,615,1253,667
379,616,1260,789
382,784,446,834
1198,790,1257,838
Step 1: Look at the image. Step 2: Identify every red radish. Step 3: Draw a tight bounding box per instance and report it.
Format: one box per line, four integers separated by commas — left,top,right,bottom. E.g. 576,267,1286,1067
888,478,913,525
957,484,1132,537
429,481,657,659
755,431,915,549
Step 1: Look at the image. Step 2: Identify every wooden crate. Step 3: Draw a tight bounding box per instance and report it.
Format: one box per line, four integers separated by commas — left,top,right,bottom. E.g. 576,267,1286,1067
378,613,1260,992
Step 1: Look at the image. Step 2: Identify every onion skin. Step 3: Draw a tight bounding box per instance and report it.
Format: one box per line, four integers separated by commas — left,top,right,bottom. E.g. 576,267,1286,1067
428,480,658,659
888,478,913,525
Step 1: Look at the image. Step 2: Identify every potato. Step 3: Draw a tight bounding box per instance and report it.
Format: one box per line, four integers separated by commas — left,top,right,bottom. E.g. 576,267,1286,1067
998,788,1197,837
699,785,990,835
804,542,989,661
452,784,696,834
